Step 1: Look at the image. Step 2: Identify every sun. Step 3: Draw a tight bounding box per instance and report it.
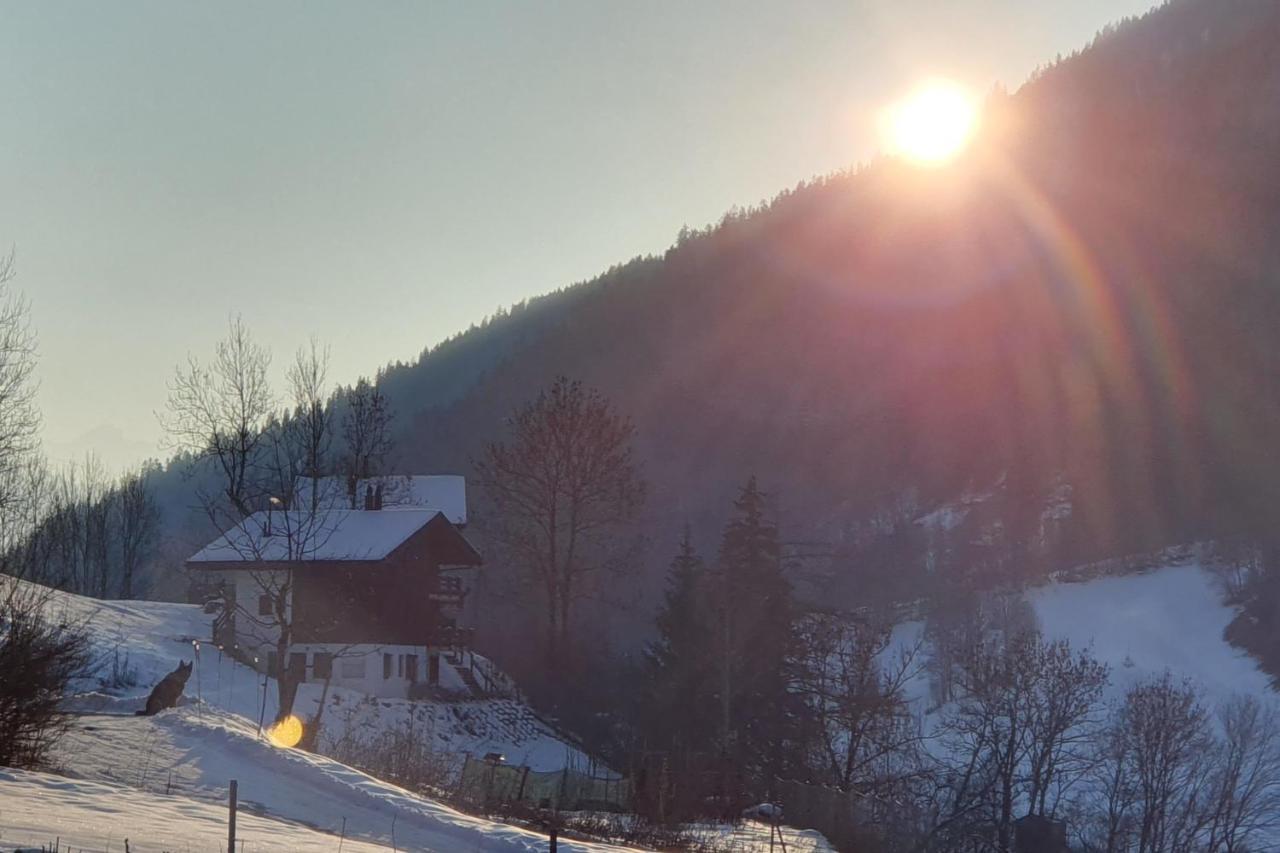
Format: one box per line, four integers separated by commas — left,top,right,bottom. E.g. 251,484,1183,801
881,80,978,166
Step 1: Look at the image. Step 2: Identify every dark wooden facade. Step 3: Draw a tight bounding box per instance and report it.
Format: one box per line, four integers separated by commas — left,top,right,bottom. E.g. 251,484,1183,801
194,512,481,647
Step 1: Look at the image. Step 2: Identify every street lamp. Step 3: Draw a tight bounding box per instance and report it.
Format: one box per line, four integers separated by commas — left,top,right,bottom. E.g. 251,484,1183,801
266,495,282,534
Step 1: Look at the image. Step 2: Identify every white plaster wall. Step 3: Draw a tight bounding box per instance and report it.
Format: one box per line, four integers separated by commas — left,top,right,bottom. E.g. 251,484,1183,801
293,643,439,699
225,568,291,666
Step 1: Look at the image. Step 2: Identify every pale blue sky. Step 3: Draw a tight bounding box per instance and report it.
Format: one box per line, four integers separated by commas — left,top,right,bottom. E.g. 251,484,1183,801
0,0,1155,470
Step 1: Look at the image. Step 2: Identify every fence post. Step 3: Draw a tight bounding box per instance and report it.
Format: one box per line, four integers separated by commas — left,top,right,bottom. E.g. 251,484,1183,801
228,779,238,853
194,639,203,718
257,670,268,738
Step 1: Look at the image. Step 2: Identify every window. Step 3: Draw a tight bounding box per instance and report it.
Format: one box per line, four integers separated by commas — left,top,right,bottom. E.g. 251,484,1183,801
339,656,364,679
266,651,278,677
397,655,404,678
405,654,418,683
288,652,306,678
383,652,392,679
312,652,332,679
258,594,272,617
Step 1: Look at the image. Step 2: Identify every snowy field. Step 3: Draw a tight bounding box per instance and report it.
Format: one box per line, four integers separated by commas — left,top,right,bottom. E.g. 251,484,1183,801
0,768,395,853
882,559,1277,760
1027,561,1272,704
41,706,623,852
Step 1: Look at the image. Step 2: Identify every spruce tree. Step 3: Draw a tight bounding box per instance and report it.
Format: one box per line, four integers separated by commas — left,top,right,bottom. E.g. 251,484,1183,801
713,476,798,784
644,526,716,753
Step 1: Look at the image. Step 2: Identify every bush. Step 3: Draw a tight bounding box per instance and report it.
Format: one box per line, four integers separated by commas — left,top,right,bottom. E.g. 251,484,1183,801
97,643,140,691
0,584,93,768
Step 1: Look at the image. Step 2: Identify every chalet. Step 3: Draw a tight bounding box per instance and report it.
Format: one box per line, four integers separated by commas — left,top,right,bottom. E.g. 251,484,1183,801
187,475,482,699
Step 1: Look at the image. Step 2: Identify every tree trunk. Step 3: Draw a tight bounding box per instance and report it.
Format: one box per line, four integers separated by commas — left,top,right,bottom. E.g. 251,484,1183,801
546,583,560,674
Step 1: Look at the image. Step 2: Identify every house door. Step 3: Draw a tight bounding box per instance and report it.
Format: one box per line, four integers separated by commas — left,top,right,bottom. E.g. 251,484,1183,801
288,652,307,681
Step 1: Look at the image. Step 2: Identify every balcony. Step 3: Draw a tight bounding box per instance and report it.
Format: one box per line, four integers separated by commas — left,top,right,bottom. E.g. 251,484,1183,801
426,624,475,649
428,575,467,605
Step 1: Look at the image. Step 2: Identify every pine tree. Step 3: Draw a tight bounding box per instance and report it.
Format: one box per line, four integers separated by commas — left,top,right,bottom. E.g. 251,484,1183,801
713,476,798,784
644,526,716,752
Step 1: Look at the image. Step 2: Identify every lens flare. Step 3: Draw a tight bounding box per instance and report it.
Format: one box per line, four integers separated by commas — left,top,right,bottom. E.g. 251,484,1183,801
267,714,304,748
881,80,978,166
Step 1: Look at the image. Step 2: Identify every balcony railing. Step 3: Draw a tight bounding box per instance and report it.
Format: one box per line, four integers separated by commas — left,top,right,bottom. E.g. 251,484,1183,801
426,625,475,648
428,575,467,604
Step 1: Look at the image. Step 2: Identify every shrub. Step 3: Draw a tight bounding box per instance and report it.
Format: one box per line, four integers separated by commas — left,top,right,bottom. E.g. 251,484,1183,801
0,584,93,768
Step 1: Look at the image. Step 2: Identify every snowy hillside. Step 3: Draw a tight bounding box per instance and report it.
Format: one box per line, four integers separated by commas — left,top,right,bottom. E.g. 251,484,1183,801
35,582,593,769
0,768,395,853
0,582,620,852
1028,562,1272,705
891,560,1275,719
39,706,622,853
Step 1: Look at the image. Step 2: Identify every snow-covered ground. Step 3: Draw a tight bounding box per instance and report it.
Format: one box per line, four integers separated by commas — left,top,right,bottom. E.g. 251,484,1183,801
4,583,625,852
8,581,830,852
1028,561,1272,704
889,561,1274,722
39,581,594,769
0,767,393,853
297,684,596,774
9,561,1265,852
44,706,622,852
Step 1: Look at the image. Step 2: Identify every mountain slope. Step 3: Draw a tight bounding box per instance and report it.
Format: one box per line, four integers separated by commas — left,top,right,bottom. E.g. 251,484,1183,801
383,0,1280,551
140,0,1280,621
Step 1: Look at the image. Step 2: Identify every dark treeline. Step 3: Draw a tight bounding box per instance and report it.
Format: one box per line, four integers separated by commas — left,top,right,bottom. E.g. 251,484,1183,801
3,457,161,599
616,477,1280,852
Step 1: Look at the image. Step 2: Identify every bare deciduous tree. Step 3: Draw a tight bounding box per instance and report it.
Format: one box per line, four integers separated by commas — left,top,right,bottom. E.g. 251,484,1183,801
475,376,644,672
287,340,332,511
1118,674,1210,853
0,252,39,516
796,613,927,794
116,466,160,599
1204,695,1280,852
929,622,1107,853
161,314,273,520
339,377,393,503
1024,639,1110,817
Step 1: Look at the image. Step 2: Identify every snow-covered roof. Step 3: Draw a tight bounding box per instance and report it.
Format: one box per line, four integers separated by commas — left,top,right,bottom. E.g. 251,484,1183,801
188,508,441,563
293,475,468,525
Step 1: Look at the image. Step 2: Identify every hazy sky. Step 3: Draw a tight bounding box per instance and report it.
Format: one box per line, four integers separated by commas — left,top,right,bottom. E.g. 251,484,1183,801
1,0,1155,471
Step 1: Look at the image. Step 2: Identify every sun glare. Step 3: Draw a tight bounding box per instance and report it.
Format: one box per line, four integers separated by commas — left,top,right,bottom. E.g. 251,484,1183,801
267,714,304,748
882,80,978,166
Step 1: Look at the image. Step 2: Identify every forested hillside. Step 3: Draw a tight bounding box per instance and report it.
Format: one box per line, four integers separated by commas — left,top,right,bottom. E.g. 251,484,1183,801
386,0,1280,568
120,0,1280,633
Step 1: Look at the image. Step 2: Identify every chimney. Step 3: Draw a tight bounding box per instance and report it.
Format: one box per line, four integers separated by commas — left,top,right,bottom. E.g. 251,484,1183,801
363,484,374,511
